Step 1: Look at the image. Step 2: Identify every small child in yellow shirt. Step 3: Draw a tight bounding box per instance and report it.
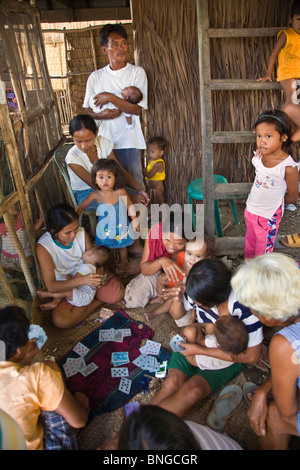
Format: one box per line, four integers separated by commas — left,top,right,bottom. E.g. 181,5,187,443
257,0,300,142
143,136,166,204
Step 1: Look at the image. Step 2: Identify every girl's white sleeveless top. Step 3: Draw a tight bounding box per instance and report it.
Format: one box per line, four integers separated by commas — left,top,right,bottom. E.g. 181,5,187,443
37,227,86,280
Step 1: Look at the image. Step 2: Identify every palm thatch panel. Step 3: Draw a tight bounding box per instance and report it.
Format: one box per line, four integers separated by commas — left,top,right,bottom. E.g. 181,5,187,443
130,0,296,205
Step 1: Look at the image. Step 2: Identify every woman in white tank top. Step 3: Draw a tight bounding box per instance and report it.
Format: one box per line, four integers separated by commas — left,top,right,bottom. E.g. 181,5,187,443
36,204,103,328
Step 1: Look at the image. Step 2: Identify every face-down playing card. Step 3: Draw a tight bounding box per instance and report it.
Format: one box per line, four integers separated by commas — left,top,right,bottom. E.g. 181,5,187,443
169,334,186,352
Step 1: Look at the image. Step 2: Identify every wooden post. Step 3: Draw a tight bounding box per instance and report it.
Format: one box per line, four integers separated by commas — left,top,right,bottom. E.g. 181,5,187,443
90,29,98,71
0,80,38,298
196,0,215,241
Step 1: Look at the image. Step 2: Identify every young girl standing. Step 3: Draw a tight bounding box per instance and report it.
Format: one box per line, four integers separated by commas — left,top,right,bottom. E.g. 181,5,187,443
244,109,299,259
257,0,300,142
76,159,138,273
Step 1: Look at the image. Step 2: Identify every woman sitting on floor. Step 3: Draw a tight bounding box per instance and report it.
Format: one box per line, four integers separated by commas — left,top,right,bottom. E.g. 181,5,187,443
231,253,300,450
36,203,124,329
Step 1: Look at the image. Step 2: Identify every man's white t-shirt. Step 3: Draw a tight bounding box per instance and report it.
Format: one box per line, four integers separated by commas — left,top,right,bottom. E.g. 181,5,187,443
83,63,147,150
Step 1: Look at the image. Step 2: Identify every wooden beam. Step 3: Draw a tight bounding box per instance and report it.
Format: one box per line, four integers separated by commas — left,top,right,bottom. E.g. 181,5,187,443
208,27,281,38
196,0,215,240
211,131,256,144
215,235,300,256
214,182,252,200
40,7,131,23
51,0,73,7
210,79,282,91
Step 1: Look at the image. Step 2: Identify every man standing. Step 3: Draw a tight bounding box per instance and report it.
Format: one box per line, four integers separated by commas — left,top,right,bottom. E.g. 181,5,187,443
83,23,148,188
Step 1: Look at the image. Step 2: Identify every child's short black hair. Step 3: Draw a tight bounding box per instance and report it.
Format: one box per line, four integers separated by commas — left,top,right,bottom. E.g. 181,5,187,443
215,315,248,357
185,258,232,308
291,0,300,17
126,86,143,104
0,306,30,360
99,23,128,47
91,159,125,190
147,136,167,152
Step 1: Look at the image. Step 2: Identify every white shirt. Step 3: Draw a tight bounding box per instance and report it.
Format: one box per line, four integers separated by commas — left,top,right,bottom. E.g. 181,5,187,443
183,290,263,349
37,227,86,280
65,136,113,191
246,153,300,219
83,63,147,149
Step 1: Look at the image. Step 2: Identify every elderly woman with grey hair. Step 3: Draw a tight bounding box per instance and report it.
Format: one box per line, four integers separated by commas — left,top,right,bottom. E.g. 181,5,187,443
231,253,300,450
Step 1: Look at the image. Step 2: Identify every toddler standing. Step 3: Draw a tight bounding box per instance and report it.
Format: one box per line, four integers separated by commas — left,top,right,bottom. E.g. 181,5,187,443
258,0,300,142
143,136,166,205
244,109,299,259
76,159,139,274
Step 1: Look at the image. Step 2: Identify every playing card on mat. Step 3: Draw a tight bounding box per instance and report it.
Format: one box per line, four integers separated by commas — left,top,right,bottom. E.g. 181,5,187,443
73,342,89,356
113,330,124,342
111,351,129,366
99,329,115,342
66,357,86,371
169,334,186,352
111,367,129,377
122,328,131,337
80,362,98,377
118,377,132,394
139,340,161,356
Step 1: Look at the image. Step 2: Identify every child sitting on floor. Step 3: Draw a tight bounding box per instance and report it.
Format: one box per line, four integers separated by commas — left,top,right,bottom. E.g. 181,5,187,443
143,136,166,205
0,305,89,450
146,236,214,320
37,245,110,310
182,314,248,370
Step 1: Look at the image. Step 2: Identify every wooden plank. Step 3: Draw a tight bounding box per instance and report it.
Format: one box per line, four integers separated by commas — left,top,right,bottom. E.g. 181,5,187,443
215,235,300,256
214,182,252,200
196,0,215,240
208,27,281,38
40,7,131,23
210,79,281,91
211,131,256,143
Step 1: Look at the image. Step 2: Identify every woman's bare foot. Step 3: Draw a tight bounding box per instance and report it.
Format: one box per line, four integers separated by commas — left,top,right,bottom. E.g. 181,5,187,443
149,296,164,304
37,290,52,299
114,299,126,308
39,300,61,311
145,311,156,321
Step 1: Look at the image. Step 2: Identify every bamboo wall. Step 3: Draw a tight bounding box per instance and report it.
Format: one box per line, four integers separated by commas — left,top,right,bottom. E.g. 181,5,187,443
0,0,67,309
130,0,296,205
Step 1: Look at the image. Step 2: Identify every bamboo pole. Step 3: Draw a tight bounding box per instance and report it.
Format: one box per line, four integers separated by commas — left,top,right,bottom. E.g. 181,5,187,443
196,0,215,241
90,29,98,71
0,20,31,158
20,16,52,151
0,80,39,298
